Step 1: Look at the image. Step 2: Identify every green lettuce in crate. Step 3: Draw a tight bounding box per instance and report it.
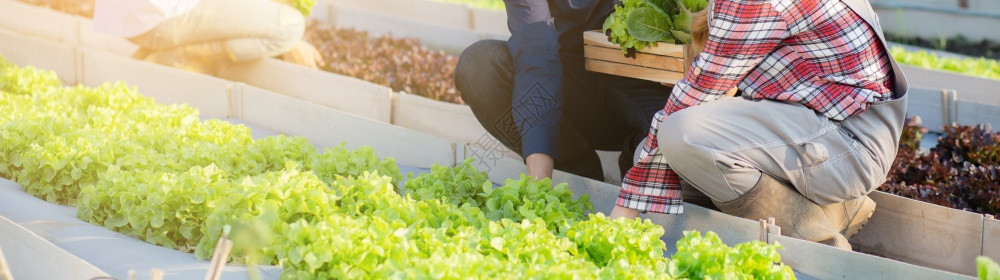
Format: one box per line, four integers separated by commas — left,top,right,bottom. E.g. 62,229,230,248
603,0,708,55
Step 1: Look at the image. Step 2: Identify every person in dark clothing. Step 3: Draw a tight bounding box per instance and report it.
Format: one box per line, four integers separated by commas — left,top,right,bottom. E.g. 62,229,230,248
455,0,666,181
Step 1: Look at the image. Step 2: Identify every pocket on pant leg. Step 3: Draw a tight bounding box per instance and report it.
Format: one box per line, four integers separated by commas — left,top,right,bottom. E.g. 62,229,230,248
802,141,870,205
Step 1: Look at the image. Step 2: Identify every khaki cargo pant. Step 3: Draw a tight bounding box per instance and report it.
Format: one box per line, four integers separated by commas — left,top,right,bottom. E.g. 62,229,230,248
128,0,304,71
637,94,906,206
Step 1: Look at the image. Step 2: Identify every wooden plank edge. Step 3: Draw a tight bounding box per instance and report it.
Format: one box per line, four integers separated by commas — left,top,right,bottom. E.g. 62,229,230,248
771,233,974,280
851,190,984,276
585,59,683,85
583,45,684,72
79,47,233,119
984,215,1000,261
0,28,78,85
234,83,458,168
216,58,394,123
390,92,487,145
328,3,478,55
330,0,473,30
0,216,109,279
0,0,79,44
899,64,1000,105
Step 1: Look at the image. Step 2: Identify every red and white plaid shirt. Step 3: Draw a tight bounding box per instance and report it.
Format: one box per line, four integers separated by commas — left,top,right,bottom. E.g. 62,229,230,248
617,0,894,214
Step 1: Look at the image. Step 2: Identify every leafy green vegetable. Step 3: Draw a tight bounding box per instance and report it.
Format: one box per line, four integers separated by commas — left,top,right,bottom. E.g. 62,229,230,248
979,256,1000,280
481,175,594,231
309,144,402,185
626,7,676,43
567,214,668,268
604,0,708,54
0,53,797,279
0,56,60,95
681,0,707,12
404,162,593,231
403,158,490,206
891,47,1000,80
669,231,795,279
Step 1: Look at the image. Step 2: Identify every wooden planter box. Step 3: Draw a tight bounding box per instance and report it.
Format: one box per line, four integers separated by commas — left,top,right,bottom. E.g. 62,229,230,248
583,30,693,85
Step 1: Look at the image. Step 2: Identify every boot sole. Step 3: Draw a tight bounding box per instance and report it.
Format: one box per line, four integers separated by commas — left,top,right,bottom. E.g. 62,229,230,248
844,197,876,238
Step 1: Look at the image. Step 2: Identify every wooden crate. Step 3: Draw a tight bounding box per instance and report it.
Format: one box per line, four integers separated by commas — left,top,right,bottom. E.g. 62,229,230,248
583,30,691,85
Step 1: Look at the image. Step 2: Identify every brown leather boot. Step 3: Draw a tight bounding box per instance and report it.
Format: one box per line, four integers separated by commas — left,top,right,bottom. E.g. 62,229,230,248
821,195,876,239
714,173,851,250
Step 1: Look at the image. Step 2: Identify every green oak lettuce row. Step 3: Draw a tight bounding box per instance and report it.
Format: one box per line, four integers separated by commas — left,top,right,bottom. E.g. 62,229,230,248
0,54,793,279
603,0,709,55
0,55,60,95
404,160,595,232
406,160,594,232
890,47,1000,80
401,163,794,279
403,158,491,207
0,65,401,204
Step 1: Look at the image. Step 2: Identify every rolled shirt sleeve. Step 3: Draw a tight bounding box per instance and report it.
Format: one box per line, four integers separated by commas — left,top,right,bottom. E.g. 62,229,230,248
504,0,565,160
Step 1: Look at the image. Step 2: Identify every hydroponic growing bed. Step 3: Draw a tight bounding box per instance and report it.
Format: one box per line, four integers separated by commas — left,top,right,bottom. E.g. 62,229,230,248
0,46,811,279
2,24,987,279
1,0,999,278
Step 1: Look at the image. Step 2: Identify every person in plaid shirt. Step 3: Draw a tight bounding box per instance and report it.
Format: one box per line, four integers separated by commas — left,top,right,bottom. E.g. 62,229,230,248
608,0,909,251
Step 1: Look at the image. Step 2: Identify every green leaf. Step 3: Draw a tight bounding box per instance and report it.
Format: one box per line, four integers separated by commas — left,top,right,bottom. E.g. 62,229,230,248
490,237,505,251
671,30,693,44
681,0,708,12
642,0,669,16
673,11,691,33
626,7,674,42
980,256,1000,280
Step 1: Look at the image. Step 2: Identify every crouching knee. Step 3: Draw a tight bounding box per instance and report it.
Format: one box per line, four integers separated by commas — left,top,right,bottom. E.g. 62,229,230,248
657,111,712,167
455,40,511,107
